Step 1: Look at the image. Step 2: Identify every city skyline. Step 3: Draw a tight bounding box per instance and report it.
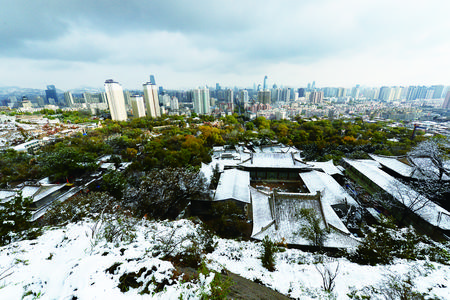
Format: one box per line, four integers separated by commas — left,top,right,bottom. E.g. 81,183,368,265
1,1,450,90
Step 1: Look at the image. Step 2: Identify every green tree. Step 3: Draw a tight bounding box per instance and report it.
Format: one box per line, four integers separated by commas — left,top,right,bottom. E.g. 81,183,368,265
102,170,127,199
40,146,97,182
0,192,33,246
297,208,328,248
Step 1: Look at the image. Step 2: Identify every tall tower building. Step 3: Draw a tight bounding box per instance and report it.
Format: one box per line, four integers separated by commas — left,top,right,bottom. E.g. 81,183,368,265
432,85,444,99
64,91,74,106
257,90,271,104
240,90,249,104
143,82,161,118
104,79,128,121
309,91,323,104
193,87,210,115
45,85,58,105
442,91,450,110
263,76,268,90
149,75,156,85
131,95,146,118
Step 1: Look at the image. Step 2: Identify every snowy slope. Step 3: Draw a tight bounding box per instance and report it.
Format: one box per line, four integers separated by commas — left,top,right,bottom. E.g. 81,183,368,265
1,219,449,299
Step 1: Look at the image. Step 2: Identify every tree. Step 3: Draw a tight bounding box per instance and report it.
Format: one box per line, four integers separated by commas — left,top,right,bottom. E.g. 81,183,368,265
0,192,33,246
296,208,328,248
102,170,127,199
126,167,209,219
374,179,432,224
408,138,449,181
40,146,97,182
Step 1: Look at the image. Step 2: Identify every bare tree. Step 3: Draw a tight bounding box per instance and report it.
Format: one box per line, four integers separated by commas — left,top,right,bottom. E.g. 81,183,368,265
408,139,450,182
315,259,339,293
374,179,432,223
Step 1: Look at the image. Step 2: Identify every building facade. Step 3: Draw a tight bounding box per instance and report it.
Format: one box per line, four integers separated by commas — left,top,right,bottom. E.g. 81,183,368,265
193,87,211,115
131,95,146,118
143,82,161,118
104,79,128,121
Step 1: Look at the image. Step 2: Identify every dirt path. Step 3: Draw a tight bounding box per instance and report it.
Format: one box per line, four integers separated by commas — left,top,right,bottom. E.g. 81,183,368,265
224,271,291,300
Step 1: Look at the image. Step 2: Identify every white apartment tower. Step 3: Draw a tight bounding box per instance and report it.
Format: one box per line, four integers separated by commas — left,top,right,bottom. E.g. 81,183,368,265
193,87,211,115
104,79,127,121
64,91,74,106
143,82,161,118
131,95,146,118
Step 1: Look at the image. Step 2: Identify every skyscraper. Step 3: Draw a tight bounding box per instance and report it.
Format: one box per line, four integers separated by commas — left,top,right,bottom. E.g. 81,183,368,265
143,82,161,118
64,91,74,106
240,90,249,104
104,79,127,121
149,75,156,85
309,91,323,104
257,90,271,104
263,76,268,90
442,91,450,110
45,85,58,105
193,87,210,115
432,85,444,99
131,95,146,118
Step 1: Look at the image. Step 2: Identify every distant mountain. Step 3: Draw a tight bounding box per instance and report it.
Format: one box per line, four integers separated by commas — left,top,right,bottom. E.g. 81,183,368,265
0,86,44,96
70,86,103,94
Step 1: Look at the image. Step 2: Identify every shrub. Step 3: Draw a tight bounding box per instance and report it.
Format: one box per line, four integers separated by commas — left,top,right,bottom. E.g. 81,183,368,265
260,236,278,271
347,216,450,265
296,208,328,249
0,192,35,246
198,261,233,300
41,192,117,226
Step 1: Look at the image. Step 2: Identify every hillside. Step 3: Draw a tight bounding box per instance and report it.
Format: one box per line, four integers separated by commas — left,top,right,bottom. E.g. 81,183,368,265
1,218,449,299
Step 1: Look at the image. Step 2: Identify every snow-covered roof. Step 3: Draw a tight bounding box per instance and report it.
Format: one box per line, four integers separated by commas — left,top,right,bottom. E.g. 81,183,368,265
214,169,250,203
300,170,358,207
369,154,414,178
251,192,359,248
343,158,450,231
310,160,343,176
239,152,311,169
250,187,273,237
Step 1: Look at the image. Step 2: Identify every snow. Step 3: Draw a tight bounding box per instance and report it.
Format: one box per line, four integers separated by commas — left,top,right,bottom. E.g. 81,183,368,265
309,160,343,176
251,191,359,249
213,169,250,203
300,170,358,207
343,158,450,231
369,154,414,178
239,152,312,169
250,187,273,237
0,219,449,299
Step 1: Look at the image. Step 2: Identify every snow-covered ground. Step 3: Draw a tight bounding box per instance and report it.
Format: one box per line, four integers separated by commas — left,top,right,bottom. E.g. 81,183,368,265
1,219,449,299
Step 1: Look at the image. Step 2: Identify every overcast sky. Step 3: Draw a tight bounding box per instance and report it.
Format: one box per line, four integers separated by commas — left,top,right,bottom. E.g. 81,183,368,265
1,0,449,90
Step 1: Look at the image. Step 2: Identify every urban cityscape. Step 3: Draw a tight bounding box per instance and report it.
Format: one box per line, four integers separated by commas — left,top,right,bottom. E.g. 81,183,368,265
2,1,450,299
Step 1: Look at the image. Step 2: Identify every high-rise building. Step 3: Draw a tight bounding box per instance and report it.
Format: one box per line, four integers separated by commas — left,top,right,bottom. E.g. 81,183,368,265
149,75,156,85
309,91,323,104
432,85,444,99
143,82,161,118
104,79,128,121
193,87,210,115
45,85,58,105
225,89,234,104
64,91,74,106
131,95,146,118
170,96,179,111
379,86,394,101
263,76,268,90
442,91,450,110
240,90,249,104
257,90,271,104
